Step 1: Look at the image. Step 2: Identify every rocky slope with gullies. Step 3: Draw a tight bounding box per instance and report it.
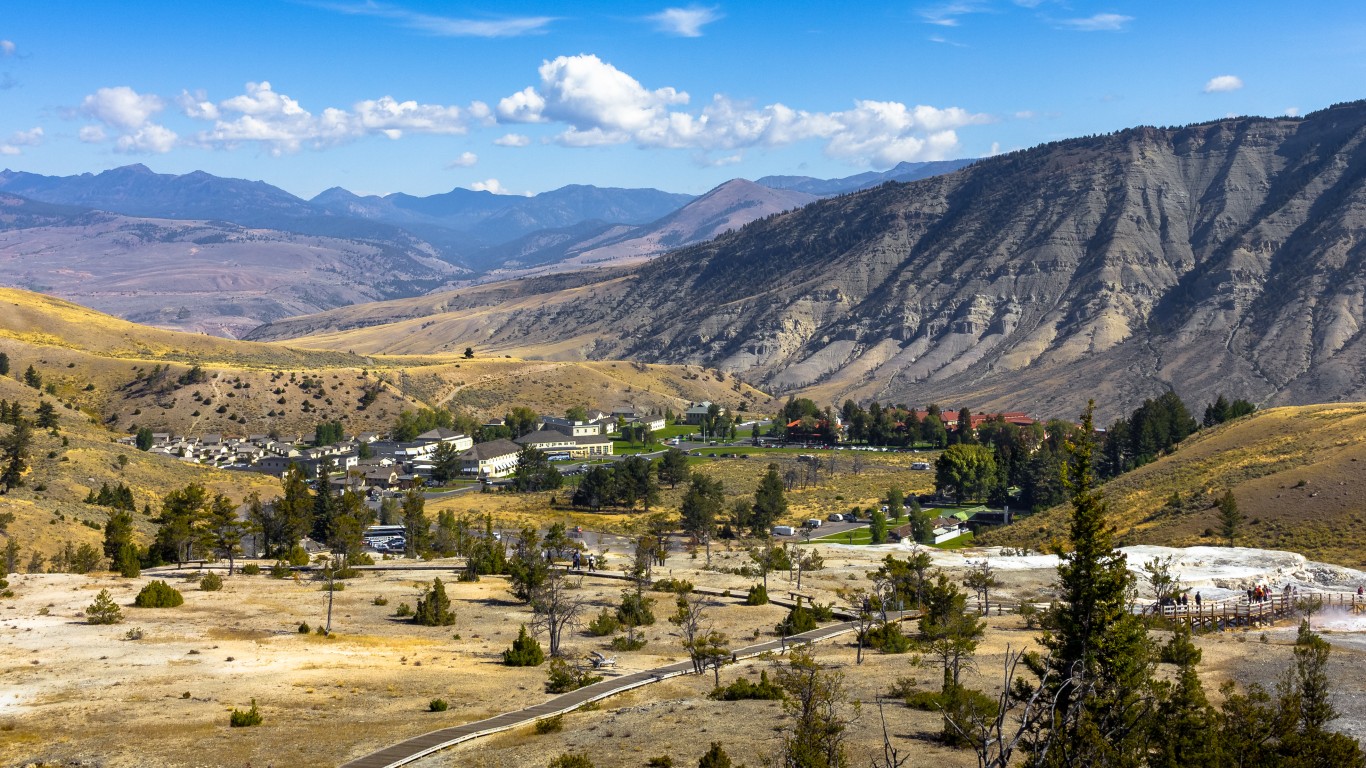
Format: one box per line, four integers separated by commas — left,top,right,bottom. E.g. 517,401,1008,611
247,101,1366,419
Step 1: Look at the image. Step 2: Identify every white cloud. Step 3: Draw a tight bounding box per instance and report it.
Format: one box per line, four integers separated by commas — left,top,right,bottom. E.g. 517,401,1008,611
0,146,18,156
496,55,991,165
317,2,554,37
177,89,220,120
648,6,723,37
1059,13,1133,31
494,132,532,147
919,1,986,27
116,124,178,154
81,86,165,130
78,125,107,143
447,151,478,168
1285,107,1300,117
469,178,509,194
1203,75,1244,93
0,40,14,56
6,127,43,146
196,81,472,153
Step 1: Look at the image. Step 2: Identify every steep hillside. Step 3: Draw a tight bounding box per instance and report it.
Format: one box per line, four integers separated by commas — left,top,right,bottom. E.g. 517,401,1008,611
983,403,1366,567
0,194,462,336
250,101,1366,420
756,158,975,196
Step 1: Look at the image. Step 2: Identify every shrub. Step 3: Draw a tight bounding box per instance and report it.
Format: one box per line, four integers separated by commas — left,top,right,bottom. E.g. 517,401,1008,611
646,756,673,768
269,561,291,579
351,552,374,566
241,563,261,575
200,573,223,591
744,584,768,605
85,589,123,624
124,627,144,640
652,578,694,594
610,634,647,651
286,545,311,567
413,578,455,626
428,698,449,712
697,743,733,768
1017,601,1039,629
298,621,311,634
535,714,564,734
394,602,413,617
320,581,345,592
586,608,620,637
548,754,594,768
503,625,546,667
862,621,911,653
545,657,602,693
372,596,389,606
229,699,263,727
616,592,655,627
709,671,785,701
775,605,817,636
133,581,183,608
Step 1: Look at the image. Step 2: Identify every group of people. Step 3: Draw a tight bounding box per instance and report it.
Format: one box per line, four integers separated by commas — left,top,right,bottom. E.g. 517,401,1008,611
570,550,599,572
1156,592,1201,611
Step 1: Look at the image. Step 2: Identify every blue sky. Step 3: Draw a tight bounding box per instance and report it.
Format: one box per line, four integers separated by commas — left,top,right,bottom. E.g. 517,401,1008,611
1,1,1363,198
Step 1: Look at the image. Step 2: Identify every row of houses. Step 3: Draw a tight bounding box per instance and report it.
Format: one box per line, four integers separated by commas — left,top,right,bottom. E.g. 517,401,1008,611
125,404,678,487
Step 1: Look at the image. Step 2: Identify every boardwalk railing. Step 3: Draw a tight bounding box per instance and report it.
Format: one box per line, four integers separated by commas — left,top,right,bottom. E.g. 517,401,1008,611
1144,592,1366,630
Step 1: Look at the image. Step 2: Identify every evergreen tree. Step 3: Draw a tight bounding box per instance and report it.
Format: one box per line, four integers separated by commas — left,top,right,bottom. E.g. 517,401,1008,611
656,447,690,489
413,577,456,626
1218,490,1243,547
402,488,430,557
135,427,154,451
311,459,338,542
697,742,732,768
0,352,8,376
34,401,57,429
680,472,724,562
512,446,563,493
886,487,904,522
206,493,244,573
502,624,546,666
103,508,135,561
1029,402,1153,768
153,483,209,565
750,463,788,536
22,365,41,389
1151,625,1218,768
869,507,887,544
275,465,314,552
431,441,461,483
1,419,33,493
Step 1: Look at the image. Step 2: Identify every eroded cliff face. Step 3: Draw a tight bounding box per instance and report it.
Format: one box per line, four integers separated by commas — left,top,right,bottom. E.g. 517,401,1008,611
250,102,1366,418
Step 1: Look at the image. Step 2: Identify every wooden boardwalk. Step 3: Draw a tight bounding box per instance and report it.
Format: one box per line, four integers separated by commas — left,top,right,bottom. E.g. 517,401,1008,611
337,612,905,768
1150,592,1366,630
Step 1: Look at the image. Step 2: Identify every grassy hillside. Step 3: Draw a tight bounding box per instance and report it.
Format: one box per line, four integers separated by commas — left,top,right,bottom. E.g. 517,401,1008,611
985,403,1366,567
0,287,774,439
0,373,281,563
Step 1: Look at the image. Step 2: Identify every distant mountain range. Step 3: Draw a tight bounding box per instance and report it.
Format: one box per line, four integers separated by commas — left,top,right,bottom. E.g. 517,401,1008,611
245,100,1366,420
1,159,969,278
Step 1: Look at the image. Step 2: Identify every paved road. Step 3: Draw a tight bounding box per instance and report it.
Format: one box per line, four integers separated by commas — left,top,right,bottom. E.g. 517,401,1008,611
338,608,909,768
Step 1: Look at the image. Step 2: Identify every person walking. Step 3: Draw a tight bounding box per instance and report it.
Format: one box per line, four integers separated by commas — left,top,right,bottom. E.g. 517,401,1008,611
1194,591,1202,609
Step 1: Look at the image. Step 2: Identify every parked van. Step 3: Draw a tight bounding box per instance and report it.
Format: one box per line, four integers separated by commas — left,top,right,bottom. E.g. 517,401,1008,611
772,525,796,536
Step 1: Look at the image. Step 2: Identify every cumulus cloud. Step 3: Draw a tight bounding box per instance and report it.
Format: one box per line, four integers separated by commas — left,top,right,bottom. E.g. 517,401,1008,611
177,89,220,120
81,86,165,130
116,124,178,154
648,6,723,37
494,132,532,147
1203,75,1244,93
446,151,478,167
77,86,178,154
0,127,40,156
6,127,43,146
468,178,509,193
1285,107,1300,117
317,2,554,37
1059,13,1133,31
497,54,990,165
0,40,14,56
194,81,471,153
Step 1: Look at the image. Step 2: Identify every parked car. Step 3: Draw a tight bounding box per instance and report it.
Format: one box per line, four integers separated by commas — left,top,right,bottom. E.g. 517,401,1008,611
805,518,822,529
842,513,858,522
827,513,844,522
